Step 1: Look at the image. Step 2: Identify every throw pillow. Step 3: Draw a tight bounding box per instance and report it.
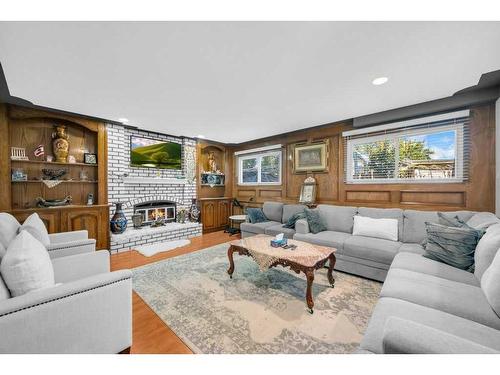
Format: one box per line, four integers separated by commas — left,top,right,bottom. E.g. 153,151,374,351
283,211,306,229
437,212,465,227
353,215,399,241
467,212,500,231
0,231,55,297
480,249,500,317
474,223,500,280
246,208,268,224
304,209,327,234
423,222,482,272
0,212,21,250
19,213,50,247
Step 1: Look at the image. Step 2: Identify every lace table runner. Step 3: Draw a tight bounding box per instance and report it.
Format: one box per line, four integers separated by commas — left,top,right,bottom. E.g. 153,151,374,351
230,234,335,271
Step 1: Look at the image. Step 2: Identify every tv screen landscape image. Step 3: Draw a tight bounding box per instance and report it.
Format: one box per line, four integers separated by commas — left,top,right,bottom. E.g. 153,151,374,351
130,136,182,169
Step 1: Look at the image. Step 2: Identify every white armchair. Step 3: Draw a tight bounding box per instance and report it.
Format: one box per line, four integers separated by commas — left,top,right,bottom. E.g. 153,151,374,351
0,250,132,353
46,230,97,258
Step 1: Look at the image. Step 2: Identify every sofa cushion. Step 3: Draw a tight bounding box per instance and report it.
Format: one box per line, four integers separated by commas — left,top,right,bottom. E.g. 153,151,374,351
317,205,357,233
398,243,425,255
423,222,481,271
246,208,268,223
0,241,6,260
0,231,55,297
380,268,500,329
474,223,500,280
390,252,479,286
304,208,327,234
0,212,21,250
358,207,403,240
360,297,500,354
402,210,476,244
353,215,399,241
283,211,306,229
262,202,284,223
293,231,351,251
343,235,402,265
19,213,50,247
282,204,306,223
481,249,500,317
240,221,281,235
467,212,500,231
264,224,296,239
0,275,10,301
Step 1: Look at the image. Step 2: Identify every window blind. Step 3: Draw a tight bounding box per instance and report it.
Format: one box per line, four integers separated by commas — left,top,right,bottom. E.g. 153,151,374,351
343,112,471,184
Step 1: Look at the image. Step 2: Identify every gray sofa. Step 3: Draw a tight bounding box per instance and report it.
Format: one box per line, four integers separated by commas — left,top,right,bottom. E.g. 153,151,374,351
241,202,306,239
360,222,500,354
295,205,479,282
242,202,478,282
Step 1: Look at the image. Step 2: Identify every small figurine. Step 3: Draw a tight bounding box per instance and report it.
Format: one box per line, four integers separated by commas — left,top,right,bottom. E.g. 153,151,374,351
207,151,218,173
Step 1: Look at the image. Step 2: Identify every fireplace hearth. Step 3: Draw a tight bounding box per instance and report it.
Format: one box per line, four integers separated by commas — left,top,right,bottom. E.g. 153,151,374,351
134,200,177,226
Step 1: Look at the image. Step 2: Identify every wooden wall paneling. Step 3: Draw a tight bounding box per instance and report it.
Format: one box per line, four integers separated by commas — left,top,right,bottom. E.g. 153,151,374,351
399,191,466,207
0,104,11,211
97,122,108,205
229,105,496,212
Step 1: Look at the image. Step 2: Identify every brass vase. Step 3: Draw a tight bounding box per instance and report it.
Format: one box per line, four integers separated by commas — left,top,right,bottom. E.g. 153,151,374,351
52,125,70,163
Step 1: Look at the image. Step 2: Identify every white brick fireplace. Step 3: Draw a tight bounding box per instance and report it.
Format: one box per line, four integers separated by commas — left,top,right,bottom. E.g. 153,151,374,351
107,123,201,252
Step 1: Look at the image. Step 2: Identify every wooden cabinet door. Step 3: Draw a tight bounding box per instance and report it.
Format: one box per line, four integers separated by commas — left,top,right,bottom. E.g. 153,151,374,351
201,200,217,232
61,207,109,249
217,200,231,228
12,210,60,233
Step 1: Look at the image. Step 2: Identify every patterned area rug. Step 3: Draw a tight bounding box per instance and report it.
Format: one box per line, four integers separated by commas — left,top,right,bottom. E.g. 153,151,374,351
132,242,382,354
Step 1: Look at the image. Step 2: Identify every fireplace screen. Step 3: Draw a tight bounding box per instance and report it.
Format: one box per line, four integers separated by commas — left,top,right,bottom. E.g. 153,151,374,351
134,200,176,225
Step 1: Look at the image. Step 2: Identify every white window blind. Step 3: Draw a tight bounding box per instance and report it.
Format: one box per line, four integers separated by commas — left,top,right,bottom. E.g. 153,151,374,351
343,112,470,184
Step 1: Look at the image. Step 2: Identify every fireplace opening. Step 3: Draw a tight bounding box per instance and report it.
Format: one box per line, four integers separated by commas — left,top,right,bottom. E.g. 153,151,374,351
134,200,177,226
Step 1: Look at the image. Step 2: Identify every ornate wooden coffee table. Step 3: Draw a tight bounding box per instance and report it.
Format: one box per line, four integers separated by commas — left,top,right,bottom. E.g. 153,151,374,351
227,234,336,314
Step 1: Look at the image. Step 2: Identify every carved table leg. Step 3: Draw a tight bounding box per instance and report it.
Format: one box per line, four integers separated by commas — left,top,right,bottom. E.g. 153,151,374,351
227,246,235,279
327,253,336,288
305,268,315,314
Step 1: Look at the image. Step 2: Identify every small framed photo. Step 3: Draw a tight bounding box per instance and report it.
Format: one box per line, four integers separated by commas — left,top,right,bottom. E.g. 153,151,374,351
299,177,317,205
84,153,97,165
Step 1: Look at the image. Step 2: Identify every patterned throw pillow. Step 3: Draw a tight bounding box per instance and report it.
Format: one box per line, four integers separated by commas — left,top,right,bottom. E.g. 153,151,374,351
423,221,483,272
246,208,268,224
283,211,306,229
304,209,327,234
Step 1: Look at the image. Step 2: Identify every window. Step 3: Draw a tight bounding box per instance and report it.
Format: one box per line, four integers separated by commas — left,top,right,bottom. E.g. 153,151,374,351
238,150,282,185
345,123,466,184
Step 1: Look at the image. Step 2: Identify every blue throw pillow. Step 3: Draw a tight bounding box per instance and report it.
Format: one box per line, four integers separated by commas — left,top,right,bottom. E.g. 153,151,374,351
283,211,306,229
246,208,268,224
423,221,483,272
304,208,327,234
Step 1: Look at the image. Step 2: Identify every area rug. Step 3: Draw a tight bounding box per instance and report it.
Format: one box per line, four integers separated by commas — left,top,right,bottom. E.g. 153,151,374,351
135,239,191,257
132,242,382,354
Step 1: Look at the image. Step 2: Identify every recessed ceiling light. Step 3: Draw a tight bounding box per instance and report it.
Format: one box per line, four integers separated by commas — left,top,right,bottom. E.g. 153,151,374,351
197,135,206,139
118,118,129,123
372,77,389,86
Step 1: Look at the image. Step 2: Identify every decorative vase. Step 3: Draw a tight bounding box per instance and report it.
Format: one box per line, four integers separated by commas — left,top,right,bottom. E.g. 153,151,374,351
52,125,70,163
110,202,128,234
189,198,200,222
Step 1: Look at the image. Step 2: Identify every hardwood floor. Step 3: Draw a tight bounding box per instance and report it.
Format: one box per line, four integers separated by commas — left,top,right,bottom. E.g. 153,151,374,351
111,230,240,354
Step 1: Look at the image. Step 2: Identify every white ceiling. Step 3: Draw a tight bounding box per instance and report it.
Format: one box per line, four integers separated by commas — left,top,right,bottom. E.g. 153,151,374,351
1,22,499,143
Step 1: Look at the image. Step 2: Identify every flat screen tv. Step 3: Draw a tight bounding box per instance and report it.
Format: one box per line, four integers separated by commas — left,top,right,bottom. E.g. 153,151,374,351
130,136,182,169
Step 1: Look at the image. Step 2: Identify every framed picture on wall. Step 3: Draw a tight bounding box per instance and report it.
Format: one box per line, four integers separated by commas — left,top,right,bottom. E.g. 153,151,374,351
293,140,328,173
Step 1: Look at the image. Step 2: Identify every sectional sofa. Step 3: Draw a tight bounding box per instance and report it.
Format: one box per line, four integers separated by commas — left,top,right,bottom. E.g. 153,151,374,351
241,202,479,281
241,201,500,353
